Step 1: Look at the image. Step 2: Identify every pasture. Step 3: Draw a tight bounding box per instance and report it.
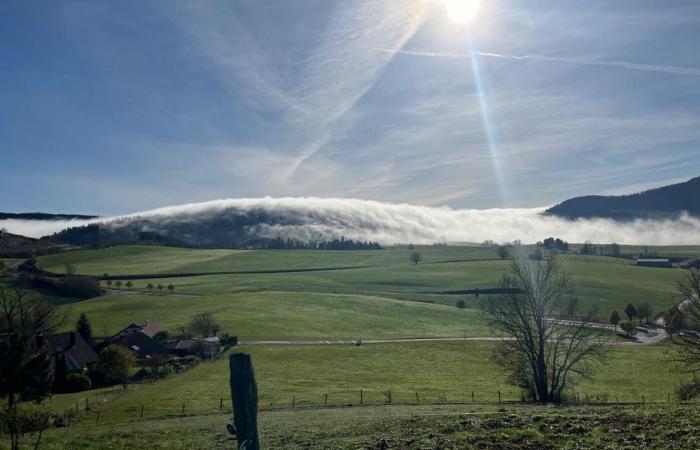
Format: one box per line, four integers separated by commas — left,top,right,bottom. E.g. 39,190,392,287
20,243,700,448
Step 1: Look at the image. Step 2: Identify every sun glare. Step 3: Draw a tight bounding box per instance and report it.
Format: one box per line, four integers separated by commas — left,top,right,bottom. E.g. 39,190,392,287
445,0,482,25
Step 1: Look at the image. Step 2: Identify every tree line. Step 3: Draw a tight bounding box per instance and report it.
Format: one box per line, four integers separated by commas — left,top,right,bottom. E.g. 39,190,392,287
265,236,382,250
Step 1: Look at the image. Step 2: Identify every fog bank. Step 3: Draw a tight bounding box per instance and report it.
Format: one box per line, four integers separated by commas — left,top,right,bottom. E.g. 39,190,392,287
2,197,699,245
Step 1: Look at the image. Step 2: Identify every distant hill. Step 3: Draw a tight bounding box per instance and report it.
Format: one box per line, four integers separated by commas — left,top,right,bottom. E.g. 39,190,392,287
545,176,700,220
0,212,98,220
0,230,69,258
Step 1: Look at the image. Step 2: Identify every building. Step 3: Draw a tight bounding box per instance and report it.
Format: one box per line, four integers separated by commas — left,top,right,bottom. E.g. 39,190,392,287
172,337,221,358
37,331,99,371
636,258,673,268
114,319,165,339
115,331,169,359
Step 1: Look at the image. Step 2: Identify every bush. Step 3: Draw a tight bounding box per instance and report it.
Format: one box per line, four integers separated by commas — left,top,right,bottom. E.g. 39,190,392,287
64,372,91,392
676,379,700,401
0,404,52,448
619,322,636,335
93,344,135,386
153,330,170,341
456,300,467,309
220,333,238,347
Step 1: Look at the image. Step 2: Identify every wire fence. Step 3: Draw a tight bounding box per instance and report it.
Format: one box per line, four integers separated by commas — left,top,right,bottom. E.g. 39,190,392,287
47,387,700,428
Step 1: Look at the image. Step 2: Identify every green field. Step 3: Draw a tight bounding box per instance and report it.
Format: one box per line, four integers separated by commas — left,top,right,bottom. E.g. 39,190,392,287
27,403,700,450
60,291,488,340
43,245,687,324
10,244,698,448
53,342,684,423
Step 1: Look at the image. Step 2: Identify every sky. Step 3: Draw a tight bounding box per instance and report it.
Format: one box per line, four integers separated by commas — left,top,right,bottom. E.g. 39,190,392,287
1,0,699,215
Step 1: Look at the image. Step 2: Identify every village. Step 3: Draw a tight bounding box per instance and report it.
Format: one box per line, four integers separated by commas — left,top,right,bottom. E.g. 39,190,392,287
36,314,237,395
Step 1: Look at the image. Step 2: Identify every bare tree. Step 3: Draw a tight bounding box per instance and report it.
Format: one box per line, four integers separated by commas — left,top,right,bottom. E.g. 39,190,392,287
188,313,221,338
672,268,700,373
0,286,62,450
637,303,652,324
409,252,422,265
479,257,607,402
497,246,510,260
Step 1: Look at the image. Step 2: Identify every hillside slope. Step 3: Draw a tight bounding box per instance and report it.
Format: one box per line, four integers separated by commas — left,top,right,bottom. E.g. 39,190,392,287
546,176,700,220
0,212,97,220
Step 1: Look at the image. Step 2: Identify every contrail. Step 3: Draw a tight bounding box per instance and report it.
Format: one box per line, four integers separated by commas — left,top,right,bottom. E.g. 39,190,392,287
369,47,700,77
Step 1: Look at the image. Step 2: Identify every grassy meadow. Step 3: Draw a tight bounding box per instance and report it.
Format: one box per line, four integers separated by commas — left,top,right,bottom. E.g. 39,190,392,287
10,243,697,448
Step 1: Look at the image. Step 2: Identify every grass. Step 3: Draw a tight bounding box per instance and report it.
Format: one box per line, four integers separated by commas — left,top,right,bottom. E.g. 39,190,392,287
25,341,695,449
24,404,700,450
37,245,498,276
60,291,487,339
42,341,686,428
20,244,700,448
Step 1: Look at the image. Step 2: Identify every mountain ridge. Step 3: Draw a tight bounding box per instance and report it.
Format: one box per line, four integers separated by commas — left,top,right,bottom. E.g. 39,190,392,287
545,176,700,220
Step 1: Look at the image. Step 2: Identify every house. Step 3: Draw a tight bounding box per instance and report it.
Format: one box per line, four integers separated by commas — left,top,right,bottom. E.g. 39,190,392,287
172,337,221,358
36,332,98,371
114,319,165,339
115,331,169,359
636,258,673,268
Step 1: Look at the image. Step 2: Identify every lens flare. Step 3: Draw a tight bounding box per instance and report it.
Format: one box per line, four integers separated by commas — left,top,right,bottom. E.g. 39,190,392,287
445,0,482,24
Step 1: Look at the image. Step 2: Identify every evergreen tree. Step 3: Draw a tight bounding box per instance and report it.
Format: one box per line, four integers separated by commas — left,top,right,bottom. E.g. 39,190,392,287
624,303,638,324
76,313,93,345
609,310,621,331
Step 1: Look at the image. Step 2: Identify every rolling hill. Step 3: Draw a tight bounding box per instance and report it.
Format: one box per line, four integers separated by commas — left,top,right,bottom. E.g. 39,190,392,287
545,176,700,220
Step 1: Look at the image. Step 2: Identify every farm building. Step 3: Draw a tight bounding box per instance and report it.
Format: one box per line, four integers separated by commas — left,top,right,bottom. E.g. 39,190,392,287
636,258,673,268
115,331,169,359
114,319,165,339
172,336,221,358
36,331,98,371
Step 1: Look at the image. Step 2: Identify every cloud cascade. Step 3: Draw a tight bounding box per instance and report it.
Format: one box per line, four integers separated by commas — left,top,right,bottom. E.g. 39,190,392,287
1,197,699,245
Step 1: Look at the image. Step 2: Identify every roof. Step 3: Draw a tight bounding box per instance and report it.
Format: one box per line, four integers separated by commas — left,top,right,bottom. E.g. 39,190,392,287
115,319,165,338
38,332,99,370
174,337,221,353
116,331,168,358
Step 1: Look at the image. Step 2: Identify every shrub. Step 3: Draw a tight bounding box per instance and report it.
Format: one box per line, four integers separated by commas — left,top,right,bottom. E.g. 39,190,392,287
220,333,238,347
64,372,92,392
619,322,636,335
93,344,135,387
153,330,171,342
676,379,700,401
456,300,467,309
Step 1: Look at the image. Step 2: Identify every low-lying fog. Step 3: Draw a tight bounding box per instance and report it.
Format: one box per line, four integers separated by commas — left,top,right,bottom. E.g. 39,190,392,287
2,197,699,245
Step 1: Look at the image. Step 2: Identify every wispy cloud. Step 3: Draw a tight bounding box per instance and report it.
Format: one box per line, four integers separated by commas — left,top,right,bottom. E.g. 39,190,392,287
368,47,700,77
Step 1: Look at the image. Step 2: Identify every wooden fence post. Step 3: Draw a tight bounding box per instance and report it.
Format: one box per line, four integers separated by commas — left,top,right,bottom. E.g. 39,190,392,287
220,398,224,411
229,353,260,450
415,392,419,403
360,389,363,405
324,393,328,405
471,391,475,404
140,406,144,418
497,391,501,404
292,396,295,407
96,411,100,424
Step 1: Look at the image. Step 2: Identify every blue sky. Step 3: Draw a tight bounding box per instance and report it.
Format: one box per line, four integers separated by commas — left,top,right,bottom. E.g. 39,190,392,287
1,0,699,215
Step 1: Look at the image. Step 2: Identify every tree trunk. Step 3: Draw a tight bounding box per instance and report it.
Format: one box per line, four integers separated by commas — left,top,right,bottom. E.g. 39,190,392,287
229,353,260,450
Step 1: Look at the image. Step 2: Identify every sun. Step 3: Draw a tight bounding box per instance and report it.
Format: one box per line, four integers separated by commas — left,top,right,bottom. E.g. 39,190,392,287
445,0,482,25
